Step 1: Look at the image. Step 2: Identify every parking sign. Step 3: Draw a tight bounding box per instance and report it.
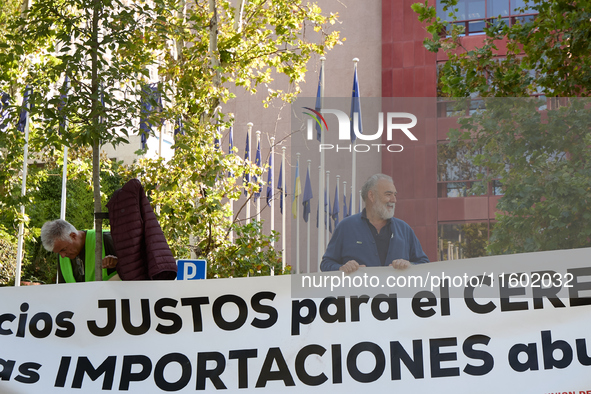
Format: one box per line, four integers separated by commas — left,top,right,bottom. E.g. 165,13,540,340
176,259,207,280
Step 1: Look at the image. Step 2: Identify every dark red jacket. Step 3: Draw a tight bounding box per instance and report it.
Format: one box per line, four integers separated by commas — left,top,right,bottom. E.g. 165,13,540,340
106,179,177,280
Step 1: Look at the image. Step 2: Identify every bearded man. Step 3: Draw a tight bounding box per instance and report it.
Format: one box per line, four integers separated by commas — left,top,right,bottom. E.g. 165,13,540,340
320,173,429,272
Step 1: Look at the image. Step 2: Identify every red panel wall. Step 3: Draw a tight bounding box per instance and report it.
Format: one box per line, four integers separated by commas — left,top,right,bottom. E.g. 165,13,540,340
382,0,508,261
382,0,438,261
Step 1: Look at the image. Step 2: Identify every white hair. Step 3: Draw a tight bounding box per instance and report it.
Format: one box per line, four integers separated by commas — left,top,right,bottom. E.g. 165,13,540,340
41,219,77,252
361,174,393,202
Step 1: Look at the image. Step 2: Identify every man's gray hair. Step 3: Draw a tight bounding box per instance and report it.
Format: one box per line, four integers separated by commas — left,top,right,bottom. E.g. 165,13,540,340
41,219,77,252
361,173,393,202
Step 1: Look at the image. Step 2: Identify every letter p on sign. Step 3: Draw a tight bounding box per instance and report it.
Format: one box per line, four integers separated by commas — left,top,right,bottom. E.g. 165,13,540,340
177,259,207,280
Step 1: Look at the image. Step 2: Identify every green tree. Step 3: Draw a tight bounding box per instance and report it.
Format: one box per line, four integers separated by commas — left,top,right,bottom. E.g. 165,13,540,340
1,0,171,279
0,146,123,285
413,0,591,254
20,148,124,285
461,223,488,258
1,0,340,280
123,0,339,275
0,229,17,286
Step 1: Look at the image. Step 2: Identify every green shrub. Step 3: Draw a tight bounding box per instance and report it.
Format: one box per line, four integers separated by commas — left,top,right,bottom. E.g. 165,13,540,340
0,230,17,286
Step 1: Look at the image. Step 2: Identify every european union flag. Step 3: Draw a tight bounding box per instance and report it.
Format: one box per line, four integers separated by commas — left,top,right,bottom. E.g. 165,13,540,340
0,92,10,133
350,65,362,142
302,167,313,222
17,87,32,133
343,186,349,218
139,83,161,149
58,76,70,133
254,139,261,201
332,184,339,227
315,63,323,141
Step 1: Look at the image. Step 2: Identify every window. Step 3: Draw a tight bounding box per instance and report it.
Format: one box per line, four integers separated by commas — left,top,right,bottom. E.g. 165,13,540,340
438,222,489,260
437,0,536,36
437,98,485,118
491,179,504,195
437,141,487,197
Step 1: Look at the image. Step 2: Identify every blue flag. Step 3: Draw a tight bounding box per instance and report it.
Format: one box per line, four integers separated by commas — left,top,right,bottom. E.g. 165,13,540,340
343,186,348,219
278,162,283,214
17,87,32,133
328,193,332,234
315,63,323,142
266,153,273,206
227,126,234,177
302,167,313,222
174,117,184,136
243,132,250,195
139,83,161,149
319,189,329,231
332,184,340,228
254,139,261,201
214,126,220,151
350,65,362,141
0,92,10,133
58,76,70,133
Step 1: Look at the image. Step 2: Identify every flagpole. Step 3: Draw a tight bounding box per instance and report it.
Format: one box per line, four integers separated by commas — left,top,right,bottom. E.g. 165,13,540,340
15,96,31,287
350,185,353,215
336,175,340,227
256,130,261,224
159,126,163,158
229,124,234,243
270,137,275,243
295,153,300,274
306,159,311,273
246,122,253,224
318,165,321,258
59,149,68,220
60,77,70,221
317,56,326,265
281,146,286,270
325,170,330,248
351,58,359,214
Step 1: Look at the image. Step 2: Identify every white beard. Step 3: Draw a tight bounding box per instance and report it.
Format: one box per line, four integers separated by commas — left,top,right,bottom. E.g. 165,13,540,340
376,202,395,220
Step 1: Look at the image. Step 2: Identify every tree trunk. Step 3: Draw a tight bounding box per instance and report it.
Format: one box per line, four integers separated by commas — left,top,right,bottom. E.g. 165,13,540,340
209,0,221,108
234,0,245,33
93,141,102,281
91,0,102,281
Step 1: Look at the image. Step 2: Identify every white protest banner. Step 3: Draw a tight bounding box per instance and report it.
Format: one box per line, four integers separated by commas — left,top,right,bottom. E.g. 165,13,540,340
1,248,591,393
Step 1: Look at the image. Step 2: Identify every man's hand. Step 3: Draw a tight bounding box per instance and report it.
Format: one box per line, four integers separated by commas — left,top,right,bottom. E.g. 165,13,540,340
102,255,118,269
390,259,410,270
339,260,366,274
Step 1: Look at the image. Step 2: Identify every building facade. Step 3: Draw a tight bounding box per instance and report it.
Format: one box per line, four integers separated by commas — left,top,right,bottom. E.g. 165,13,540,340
108,0,528,266
382,0,536,262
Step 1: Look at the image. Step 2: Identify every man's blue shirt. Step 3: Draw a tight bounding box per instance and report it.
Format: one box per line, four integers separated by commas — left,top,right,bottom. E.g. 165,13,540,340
320,210,429,271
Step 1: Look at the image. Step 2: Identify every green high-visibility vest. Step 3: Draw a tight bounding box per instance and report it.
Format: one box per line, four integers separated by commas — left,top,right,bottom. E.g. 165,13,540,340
58,230,116,283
